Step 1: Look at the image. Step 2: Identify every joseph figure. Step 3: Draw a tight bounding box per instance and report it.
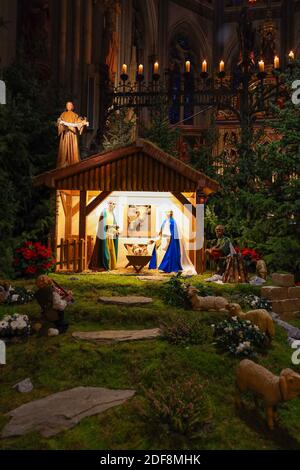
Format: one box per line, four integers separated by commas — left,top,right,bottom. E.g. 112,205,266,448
57,102,88,168
206,225,232,274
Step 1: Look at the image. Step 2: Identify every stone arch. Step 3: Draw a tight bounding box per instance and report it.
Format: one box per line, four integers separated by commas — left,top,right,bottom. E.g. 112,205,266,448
168,19,211,71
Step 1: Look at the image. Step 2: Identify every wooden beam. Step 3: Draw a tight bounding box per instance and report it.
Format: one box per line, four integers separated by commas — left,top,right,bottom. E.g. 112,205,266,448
79,190,87,241
171,192,196,217
86,191,112,216
72,202,80,217
59,191,67,216
65,194,72,238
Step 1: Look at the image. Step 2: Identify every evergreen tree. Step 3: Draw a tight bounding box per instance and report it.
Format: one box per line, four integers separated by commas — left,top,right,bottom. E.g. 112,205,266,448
205,66,300,276
0,56,58,276
102,108,136,151
142,104,180,157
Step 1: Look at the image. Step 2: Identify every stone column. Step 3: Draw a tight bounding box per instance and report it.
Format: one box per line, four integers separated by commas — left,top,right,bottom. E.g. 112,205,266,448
59,0,68,84
85,0,93,65
158,0,169,73
73,0,81,97
281,0,294,67
213,0,225,68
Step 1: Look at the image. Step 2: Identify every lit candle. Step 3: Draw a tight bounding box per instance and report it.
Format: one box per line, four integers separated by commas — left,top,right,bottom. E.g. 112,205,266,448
202,60,207,73
274,55,280,69
289,50,295,61
153,61,159,74
121,63,127,75
138,64,143,75
219,60,225,73
259,60,265,73
185,60,191,73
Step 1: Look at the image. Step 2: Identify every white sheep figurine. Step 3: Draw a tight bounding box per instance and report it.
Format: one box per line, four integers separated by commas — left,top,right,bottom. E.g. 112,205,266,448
236,359,300,429
226,303,275,339
186,286,228,312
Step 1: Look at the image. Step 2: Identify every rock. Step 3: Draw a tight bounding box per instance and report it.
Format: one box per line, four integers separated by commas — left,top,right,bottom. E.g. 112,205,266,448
288,287,300,299
272,273,295,287
72,328,161,343
2,386,135,438
271,312,300,340
261,286,289,300
249,276,266,286
98,296,153,306
48,328,59,337
13,378,33,394
271,299,300,315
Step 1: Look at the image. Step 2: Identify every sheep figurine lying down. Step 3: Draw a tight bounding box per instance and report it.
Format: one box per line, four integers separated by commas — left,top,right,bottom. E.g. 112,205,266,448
226,303,275,339
186,286,228,312
236,359,300,429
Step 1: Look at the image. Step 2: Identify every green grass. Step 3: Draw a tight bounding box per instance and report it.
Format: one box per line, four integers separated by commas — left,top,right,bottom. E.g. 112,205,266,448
0,273,300,450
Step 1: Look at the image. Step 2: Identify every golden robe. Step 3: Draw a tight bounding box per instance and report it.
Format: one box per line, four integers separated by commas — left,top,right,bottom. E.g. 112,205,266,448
57,111,85,168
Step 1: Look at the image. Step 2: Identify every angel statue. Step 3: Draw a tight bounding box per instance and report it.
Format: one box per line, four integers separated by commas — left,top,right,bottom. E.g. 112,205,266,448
56,102,89,168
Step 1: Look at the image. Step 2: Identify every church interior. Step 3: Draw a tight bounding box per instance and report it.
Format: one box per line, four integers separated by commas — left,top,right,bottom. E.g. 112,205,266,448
1,0,300,156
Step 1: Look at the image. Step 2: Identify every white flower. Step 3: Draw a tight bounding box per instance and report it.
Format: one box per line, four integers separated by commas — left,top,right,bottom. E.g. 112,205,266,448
0,321,8,329
16,320,27,330
211,324,215,329
232,316,238,321
246,320,251,324
10,320,18,330
3,315,11,322
22,315,29,321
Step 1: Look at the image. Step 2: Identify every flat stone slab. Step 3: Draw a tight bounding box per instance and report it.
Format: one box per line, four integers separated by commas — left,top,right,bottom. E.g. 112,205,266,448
72,328,161,343
271,312,300,340
98,296,153,305
1,386,135,439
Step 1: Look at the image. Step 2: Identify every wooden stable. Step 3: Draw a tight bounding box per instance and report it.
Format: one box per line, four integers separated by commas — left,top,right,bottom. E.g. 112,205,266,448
34,139,219,273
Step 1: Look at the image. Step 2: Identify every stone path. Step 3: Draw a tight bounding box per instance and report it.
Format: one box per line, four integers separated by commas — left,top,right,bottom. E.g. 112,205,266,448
72,328,161,344
1,386,135,438
98,296,153,305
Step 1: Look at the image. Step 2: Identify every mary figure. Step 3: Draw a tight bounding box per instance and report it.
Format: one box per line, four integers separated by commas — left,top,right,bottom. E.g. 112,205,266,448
149,210,196,276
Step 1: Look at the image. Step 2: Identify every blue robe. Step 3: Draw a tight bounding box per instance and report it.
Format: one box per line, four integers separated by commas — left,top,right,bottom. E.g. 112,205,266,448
149,217,183,273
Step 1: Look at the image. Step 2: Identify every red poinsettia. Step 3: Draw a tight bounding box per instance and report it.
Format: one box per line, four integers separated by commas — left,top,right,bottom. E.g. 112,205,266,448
235,247,261,262
13,241,57,278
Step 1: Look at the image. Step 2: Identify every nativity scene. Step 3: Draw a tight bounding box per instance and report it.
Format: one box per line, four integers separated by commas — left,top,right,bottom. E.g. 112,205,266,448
1,0,300,457
34,139,218,275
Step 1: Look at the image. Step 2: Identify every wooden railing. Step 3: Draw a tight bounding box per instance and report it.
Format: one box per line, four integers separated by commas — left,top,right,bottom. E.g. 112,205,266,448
56,236,94,272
